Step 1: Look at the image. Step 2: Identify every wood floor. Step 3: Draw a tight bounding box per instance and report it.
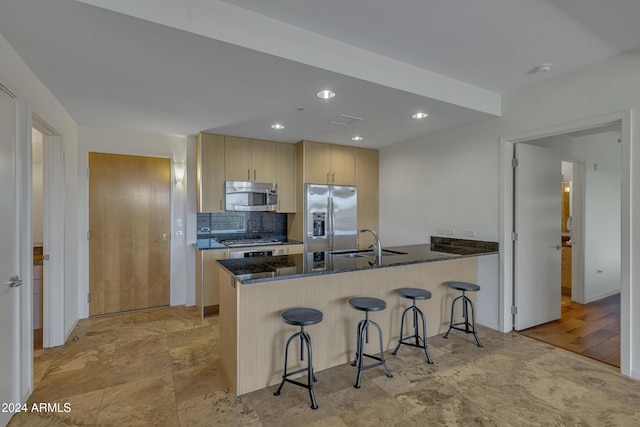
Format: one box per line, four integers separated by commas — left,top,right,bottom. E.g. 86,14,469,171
518,293,620,367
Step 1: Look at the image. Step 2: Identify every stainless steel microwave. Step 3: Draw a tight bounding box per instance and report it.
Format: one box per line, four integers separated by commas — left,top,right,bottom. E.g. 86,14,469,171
225,181,278,211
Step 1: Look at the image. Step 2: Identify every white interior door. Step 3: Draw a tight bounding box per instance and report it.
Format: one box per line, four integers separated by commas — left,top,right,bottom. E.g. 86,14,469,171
0,87,21,425
514,143,562,330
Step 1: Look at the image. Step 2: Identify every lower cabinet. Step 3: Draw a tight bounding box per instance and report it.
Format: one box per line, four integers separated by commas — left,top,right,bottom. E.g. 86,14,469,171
286,244,304,254
196,248,228,318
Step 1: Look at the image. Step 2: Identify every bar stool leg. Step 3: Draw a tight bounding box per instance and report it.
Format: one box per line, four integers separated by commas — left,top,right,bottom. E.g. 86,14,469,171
416,307,433,363
392,304,433,364
392,305,410,355
443,294,463,339
412,302,419,346
301,331,318,409
371,320,393,379
352,319,366,366
466,297,483,347
274,331,299,396
354,319,368,388
274,328,319,409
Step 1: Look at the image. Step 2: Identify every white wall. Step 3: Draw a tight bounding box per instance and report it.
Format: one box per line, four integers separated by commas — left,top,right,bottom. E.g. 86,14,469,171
77,126,189,317
31,128,44,245
0,32,79,400
530,131,622,302
379,48,640,378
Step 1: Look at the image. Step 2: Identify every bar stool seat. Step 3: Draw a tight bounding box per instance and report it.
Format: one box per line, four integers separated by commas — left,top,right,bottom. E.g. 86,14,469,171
349,297,393,388
443,281,482,347
274,308,323,409
391,288,434,363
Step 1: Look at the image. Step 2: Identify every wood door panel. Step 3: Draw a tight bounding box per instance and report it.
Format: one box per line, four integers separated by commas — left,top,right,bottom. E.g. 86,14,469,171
89,153,170,315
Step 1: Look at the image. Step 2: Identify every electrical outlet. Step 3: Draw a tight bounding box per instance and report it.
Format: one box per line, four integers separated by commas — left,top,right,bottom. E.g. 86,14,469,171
437,227,456,236
465,229,477,237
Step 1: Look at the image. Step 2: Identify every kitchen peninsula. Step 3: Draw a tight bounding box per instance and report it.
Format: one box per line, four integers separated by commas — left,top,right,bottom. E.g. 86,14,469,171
216,238,498,396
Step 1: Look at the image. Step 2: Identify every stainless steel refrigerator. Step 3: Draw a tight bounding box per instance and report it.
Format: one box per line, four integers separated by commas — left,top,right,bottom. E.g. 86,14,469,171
304,184,357,252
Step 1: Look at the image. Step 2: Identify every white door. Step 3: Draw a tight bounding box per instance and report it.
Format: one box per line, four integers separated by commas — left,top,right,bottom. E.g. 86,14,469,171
0,87,22,425
514,143,562,330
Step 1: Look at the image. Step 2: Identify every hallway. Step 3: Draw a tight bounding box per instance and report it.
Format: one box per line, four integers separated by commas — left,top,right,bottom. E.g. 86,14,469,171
518,294,620,367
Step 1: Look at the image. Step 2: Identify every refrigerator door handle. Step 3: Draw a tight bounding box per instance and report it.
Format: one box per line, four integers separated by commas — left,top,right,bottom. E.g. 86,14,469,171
328,196,333,250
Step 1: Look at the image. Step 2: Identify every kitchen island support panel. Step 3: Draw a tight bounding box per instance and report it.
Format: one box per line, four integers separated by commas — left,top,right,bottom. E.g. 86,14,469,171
219,257,476,396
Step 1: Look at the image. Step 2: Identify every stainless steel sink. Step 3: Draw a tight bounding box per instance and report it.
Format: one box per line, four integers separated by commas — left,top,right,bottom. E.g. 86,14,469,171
330,248,408,258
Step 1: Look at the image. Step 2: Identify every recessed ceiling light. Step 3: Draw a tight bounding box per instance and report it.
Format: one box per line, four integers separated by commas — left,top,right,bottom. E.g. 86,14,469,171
316,90,336,99
351,136,363,141
411,112,429,119
270,123,285,130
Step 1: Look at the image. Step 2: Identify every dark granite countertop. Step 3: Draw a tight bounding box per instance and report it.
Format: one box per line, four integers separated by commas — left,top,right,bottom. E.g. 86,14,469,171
194,239,303,250
217,240,498,285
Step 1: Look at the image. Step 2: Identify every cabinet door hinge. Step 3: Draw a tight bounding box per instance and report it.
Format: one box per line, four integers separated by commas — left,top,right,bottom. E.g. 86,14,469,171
87,293,90,303
511,232,518,241
512,158,519,168
87,230,91,240
511,306,517,315
87,167,90,178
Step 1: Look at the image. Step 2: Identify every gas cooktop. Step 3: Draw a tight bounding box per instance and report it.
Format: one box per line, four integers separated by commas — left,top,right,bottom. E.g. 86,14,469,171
221,238,282,247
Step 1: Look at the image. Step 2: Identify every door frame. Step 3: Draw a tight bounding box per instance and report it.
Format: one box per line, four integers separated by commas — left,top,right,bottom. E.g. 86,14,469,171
499,110,631,376
32,113,66,348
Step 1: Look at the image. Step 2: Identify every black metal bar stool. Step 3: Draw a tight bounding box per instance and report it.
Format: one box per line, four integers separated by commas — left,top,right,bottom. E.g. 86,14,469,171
274,307,323,409
391,288,434,363
443,281,483,347
348,297,393,388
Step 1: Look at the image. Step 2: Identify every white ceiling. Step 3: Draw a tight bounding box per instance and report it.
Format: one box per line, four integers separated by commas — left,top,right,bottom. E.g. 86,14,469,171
1,0,639,148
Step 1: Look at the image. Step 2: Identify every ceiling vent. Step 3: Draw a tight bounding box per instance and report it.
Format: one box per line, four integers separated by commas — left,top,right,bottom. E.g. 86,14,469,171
329,115,362,126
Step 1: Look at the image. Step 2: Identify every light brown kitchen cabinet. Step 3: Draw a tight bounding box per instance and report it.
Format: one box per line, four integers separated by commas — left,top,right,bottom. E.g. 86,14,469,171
355,147,379,249
225,136,277,183
276,143,296,212
196,248,228,318
197,133,225,212
252,139,277,182
289,140,377,244
330,144,356,185
285,244,304,254
224,136,252,182
300,140,355,185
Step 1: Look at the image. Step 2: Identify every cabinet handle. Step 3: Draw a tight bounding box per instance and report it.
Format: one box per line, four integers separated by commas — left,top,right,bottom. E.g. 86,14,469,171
220,199,223,211
254,169,256,181
247,169,251,180
327,172,330,183
332,172,335,183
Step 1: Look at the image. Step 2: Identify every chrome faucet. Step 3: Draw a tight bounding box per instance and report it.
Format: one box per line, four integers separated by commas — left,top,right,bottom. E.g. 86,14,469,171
360,228,382,261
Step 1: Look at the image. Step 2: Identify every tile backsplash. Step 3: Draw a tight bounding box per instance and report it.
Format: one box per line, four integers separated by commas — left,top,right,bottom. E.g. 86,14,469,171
197,212,288,241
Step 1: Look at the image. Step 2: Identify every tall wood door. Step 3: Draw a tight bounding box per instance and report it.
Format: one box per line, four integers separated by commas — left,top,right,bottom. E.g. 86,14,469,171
89,153,171,316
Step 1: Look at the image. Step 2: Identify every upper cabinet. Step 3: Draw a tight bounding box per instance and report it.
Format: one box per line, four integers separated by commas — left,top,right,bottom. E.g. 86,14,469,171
276,143,296,213
355,147,379,249
197,132,295,213
197,133,225,213
225,136,277,183
300,140,355,185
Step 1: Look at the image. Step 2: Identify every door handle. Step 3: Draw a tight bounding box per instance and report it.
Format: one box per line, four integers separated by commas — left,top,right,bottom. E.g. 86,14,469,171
155,233,168,243
555,244,563,250
2,275,22,288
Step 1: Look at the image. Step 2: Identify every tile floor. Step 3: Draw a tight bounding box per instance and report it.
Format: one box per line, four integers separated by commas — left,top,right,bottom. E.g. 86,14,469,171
9,304,640,426
518,293,620,367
